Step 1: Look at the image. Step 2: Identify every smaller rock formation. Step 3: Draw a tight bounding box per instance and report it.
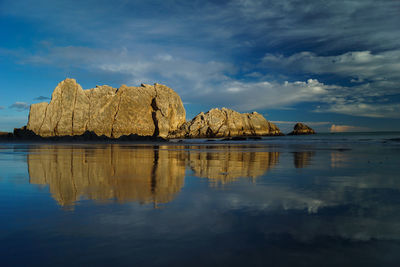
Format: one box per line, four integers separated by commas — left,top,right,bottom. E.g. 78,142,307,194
169,108,282,138
288,123,316,135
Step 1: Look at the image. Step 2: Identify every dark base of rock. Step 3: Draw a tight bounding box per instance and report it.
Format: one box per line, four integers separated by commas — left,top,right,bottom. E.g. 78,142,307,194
1,126,285,143
0,127,166,143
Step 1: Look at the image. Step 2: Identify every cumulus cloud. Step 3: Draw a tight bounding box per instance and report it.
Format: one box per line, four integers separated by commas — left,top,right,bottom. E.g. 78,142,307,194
10,102,30,111
330,124,369,133
213,79,328,111
262,50,400,118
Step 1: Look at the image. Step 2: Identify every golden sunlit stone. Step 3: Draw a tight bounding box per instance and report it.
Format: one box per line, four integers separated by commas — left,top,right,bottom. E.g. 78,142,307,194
27,79,186,138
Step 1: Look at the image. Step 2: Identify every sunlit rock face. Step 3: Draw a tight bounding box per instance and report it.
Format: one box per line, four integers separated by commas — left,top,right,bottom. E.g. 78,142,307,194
28,145,186,206
27,79,186,138
188,146,280,184
26,79,282,139
170,108,282,138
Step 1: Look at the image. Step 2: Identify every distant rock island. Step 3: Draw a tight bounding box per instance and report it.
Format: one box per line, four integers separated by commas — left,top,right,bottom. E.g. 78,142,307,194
288,123,316,135
15,78,284,140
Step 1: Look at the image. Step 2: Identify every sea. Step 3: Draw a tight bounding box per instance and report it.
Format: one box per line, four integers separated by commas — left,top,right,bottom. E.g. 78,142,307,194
1,132,400,266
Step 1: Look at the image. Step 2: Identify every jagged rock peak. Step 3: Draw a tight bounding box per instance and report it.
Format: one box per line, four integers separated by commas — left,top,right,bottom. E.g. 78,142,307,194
288,122,316,135
169,107,282,138
27,78,186,138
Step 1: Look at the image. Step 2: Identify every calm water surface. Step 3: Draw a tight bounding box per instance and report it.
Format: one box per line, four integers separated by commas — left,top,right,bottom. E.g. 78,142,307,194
1,133,400,266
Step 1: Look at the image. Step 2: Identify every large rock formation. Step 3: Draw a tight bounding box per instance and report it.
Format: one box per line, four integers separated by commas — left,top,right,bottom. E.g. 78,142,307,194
288,123,316,135
27,79,186,138
26,79,282,139
170,108,282,138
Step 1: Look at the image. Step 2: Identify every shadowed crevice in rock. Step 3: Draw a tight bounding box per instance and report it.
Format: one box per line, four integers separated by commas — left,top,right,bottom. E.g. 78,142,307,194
151,97,160,137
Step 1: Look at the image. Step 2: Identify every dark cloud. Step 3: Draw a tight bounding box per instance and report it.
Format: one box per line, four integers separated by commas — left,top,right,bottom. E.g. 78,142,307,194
0,106,5,110
34,96,50,101
2,0,399,53
10,102,30,111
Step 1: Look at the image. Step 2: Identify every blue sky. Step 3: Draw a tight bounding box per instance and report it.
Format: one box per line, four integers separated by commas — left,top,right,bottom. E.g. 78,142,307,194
1,0,399,133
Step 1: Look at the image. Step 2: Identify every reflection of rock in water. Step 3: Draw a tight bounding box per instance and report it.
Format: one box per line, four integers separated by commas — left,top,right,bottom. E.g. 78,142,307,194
330,151,351,168
188,146,280,184
293,151,315,168
27,144,281,206
28,145,186,207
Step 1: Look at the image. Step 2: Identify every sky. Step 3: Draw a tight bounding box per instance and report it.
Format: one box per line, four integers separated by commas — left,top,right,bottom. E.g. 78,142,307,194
1,0,399,133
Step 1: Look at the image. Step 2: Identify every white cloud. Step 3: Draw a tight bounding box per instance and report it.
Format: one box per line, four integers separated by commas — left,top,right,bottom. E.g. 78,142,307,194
263,50,400,85
212,79,329,111
321,102,400,119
